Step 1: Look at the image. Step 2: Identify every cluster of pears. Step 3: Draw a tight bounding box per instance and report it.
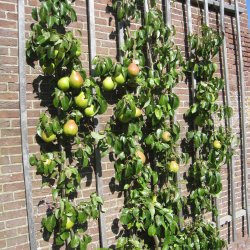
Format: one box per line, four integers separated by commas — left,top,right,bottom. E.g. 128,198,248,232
41,70,95,143
102,62,140,91
58,70,96,116
40,119,79,143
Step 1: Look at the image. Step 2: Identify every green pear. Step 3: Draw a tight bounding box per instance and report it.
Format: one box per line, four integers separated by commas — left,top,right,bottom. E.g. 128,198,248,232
74,92,88,109
114,73,126,85
103,76,115,91
57,77,70,92
41,131,56,143
84,105,95,117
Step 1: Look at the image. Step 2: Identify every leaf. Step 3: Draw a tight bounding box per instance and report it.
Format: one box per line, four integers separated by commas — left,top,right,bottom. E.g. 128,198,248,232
39,6,47,22
91,131,106,141
96,95,108,114
52,189,58,200
78,211,87,223
55,235,64,246
29,155,37,166
45,215,56,233
120,211,133,225
155,108,162,120
117,6,124,20
70,235,80,248
148,224,156,236
47,16,56,28
171,93,180,110
31,8,38,21
61,96,70,111
60,231,70,241
148,203,155,219
152,171,158,185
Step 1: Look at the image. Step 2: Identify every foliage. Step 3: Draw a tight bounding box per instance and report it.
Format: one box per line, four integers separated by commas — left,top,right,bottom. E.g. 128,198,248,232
94,0,188,249
184,26,235,246
27,0,107,249
27,0,234,249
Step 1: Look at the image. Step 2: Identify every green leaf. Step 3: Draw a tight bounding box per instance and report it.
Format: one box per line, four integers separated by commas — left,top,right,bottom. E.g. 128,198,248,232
171,93,180,110
31,8,38,21
91,131,106,141
61,96,70,111
70,235,80,248
29,155,37,166
78,211,87,224
120,211,133,225
45,215,56,233
155,108,162,120
148,224,156,236
152,171,158,185
60,231,70,241
148,203,155,219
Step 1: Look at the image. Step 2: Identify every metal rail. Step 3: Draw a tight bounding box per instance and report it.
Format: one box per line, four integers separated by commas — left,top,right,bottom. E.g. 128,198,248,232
204,0,209,25
178,0,245,14
86,0,107,247
163,0,171,27
234,0,250,236
219,0,237,239
220,209,246,226
117,1,124,63
18,1,37,249
186,0,197,103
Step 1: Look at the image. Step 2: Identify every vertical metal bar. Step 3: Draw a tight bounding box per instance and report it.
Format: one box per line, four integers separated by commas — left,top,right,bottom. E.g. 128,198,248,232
220,0,236,239
186,0,196,101
163,0,171,26
87,0,107,247
234,0,250,235
18,1,37,250
118,21,124,63
144,0,149,13
117,0,124,63
204,0,209,26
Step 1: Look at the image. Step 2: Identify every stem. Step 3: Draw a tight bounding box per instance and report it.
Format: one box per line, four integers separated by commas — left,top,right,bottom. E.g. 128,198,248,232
153,235,160,250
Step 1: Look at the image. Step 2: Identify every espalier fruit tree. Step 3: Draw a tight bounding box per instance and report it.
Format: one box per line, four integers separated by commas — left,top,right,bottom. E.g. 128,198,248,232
184,26,236,249
94,0,190,248
26,0,108,249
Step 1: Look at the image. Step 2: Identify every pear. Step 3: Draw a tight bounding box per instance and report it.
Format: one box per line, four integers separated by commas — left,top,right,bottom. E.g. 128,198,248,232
74,92,88,109
69,70,84,89
135,107,142,117
162,131,171,142
169,161,179,173
135,150,146,164
41,131,56,143
213,140,222,149
128,63,140,77
103,77,115,91
63,120,78,136
84,105,95,117
57,77,70,92
114,73,126,85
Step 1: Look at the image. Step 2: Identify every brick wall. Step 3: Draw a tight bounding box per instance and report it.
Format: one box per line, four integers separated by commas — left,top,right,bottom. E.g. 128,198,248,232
0,0,250,249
